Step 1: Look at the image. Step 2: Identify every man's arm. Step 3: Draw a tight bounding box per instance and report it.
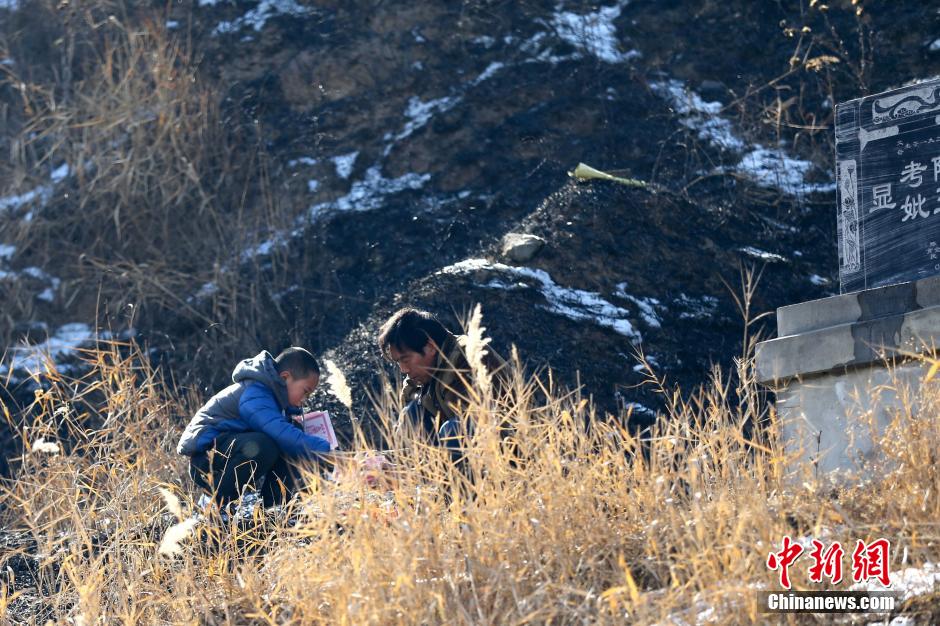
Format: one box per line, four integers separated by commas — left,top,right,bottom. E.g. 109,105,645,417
397,376,422,429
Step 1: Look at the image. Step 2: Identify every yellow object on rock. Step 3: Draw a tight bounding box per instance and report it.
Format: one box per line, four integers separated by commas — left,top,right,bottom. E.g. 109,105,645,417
569,162,647,189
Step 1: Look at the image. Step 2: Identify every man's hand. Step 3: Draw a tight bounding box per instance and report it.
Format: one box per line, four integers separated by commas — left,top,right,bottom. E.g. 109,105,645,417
399,376,420,406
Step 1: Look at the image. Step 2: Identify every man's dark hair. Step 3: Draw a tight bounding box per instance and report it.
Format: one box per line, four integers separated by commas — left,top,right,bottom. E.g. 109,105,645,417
378,308,450,359
274,347,320,379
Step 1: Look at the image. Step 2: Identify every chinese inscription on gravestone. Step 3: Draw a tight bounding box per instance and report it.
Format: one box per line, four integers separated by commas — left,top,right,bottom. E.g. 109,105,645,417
836,77,940,293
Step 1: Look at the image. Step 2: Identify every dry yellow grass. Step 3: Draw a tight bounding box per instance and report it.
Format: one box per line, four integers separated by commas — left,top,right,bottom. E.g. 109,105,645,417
0,2,296,359
0,328,937,624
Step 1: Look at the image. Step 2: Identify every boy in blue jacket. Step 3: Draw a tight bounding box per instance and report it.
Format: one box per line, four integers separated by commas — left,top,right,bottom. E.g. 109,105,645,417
177,347,331,507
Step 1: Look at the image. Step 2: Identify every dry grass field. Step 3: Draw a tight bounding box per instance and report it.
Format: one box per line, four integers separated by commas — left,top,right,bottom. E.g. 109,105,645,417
0,309,937,625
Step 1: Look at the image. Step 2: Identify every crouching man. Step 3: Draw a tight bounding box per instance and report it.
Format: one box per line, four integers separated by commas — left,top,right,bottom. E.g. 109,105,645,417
377,308,510,461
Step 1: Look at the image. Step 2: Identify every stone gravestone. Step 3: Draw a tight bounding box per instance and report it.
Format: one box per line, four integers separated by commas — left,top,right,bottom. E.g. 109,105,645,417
837,77,940,293
757,79,940,480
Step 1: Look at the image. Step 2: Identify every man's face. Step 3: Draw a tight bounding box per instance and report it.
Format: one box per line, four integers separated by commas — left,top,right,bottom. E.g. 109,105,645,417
388,343,438,385
282,372,320,407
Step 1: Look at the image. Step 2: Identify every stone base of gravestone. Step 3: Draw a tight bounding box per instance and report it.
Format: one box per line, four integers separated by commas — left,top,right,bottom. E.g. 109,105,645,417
755,274,940,480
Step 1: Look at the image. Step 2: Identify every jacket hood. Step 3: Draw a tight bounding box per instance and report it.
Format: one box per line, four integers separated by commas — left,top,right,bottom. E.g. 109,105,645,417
231,351,290,409
435,333,460,364
429,333,464,386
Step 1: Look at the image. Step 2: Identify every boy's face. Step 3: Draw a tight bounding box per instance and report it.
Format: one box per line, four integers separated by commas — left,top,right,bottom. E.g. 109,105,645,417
281,371,319,407
388,342,438,385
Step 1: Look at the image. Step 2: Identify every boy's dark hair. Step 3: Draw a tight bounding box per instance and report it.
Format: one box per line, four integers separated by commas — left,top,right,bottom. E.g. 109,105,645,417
274,347,320,379
378,308,450,359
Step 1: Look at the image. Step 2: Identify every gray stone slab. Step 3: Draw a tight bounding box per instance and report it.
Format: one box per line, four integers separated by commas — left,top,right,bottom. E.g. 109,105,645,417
777,291,862,337
772,361,925,480
757,303,940,383
756,322,856,383
777,272,940,337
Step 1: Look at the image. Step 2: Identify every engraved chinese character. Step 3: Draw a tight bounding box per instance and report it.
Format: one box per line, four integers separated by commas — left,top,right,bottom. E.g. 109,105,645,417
901,161,928,188
933,156,940,183
871,183,896,211
902,194,928,221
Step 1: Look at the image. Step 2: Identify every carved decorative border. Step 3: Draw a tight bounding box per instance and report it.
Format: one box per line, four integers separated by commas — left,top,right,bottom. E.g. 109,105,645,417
872,84,940,125
838,159,860,274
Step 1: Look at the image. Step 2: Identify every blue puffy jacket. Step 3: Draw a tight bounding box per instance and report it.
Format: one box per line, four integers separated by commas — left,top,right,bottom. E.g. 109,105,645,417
176,351,330,459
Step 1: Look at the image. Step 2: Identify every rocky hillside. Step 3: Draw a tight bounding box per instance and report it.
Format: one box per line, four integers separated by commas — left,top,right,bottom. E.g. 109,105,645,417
1,0,938,441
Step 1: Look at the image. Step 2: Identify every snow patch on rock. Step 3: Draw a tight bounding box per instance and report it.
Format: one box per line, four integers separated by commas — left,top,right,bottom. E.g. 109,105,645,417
439,258,641,341
0,323,95,380
739,246,787,263
310,166,431,216
213,0,306,34
650,78,835,196
472,62,506,86
192,164,431,302
550,4,640,64
391,96,462,145
614,283,663,328
0,186,52,215
332,152,359,179
674,293,719,320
